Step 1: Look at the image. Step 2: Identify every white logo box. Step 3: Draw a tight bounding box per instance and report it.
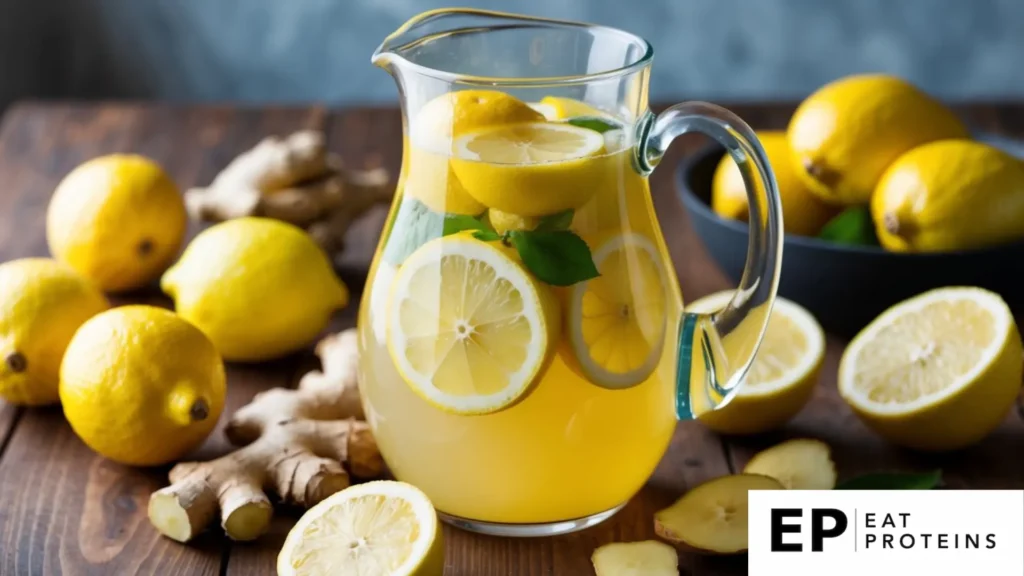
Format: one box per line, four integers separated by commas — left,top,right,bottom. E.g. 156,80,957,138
749,490,1024,575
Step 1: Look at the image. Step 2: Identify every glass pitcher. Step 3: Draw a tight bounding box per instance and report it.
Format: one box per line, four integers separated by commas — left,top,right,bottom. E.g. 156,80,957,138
360,8,783,536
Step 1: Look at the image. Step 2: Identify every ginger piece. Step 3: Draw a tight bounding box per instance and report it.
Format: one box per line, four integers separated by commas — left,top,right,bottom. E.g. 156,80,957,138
148,328,384,543
226,329,365,445
743,438,837,489
654,474,783,555
591,541,678,576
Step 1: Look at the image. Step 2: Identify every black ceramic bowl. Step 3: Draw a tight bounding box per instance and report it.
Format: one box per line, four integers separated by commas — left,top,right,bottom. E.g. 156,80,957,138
676,142,1024,337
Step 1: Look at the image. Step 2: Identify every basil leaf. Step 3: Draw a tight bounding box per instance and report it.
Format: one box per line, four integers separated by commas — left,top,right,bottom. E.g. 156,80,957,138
509,230,600,287
473,230,501,242
443,213,492,236
534,210,575,232
566,116,620,134
818,206,880,247
836,470,942,490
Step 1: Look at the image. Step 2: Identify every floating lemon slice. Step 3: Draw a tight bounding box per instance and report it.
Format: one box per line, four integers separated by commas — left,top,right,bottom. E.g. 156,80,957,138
565,232,667,389
451,122,607,216
386,233,559,414
277,480,443,576
838,286,1023,451
686,291,824,435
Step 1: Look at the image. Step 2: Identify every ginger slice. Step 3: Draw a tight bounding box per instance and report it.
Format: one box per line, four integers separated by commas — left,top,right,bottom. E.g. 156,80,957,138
654,474,783,555
148,328,384,543
743,438,837,489
591,540,678,576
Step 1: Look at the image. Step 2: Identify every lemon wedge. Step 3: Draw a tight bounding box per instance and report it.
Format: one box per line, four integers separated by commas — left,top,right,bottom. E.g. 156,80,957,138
277,480,443,576
839,287,1023,451
386,233,559,414
564,232,667,389
451,122,607,216
686,291,825,435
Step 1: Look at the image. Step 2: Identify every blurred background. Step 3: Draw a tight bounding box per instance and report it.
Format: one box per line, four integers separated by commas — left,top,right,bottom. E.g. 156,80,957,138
2,0,1022,112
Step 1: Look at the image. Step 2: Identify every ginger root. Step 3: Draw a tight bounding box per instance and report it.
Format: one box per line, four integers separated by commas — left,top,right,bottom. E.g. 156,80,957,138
148,328,384,543
742,438,837,490
591,541,678,576
184,130,392,260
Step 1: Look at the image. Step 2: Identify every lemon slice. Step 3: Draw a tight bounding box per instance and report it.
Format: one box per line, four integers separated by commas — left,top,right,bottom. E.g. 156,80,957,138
527,101,560,121
565,232,667,389
454,122,605,164
386,233,559,414
685,291,824,435
451,122,608,216
838,287,1023,451
277,480,443,576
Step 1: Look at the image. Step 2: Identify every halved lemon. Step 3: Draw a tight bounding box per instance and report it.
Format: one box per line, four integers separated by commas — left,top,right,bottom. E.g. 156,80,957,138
450,122,608,217
564,232,667,389
386,233,560,414
686,291,825,435
277,480,443,576
839,287,1023,451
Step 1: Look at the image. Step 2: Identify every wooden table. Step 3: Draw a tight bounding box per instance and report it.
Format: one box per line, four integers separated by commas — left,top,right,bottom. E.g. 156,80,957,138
0,102,1022,576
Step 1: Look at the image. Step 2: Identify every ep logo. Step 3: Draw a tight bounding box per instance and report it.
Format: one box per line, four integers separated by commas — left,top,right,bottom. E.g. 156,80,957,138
771,508,848,552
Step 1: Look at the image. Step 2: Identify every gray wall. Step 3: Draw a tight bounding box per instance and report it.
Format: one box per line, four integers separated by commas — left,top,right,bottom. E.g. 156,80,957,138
2,0,1023,109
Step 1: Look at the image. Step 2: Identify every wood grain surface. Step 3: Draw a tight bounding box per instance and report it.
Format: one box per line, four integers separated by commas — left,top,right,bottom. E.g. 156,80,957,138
0,102,1021,576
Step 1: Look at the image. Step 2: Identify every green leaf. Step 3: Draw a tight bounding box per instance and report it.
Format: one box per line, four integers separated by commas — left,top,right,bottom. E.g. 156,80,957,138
382,198,446,265
382,199,492,265
818,206,880,247
443,213,492,236
565,116,620,134
836,470,942,490
534,210,575,232
509,230,600,287
472,229,501,242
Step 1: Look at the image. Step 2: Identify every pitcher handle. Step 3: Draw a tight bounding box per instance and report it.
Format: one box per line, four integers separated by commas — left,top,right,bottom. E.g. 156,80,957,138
637,101,783,420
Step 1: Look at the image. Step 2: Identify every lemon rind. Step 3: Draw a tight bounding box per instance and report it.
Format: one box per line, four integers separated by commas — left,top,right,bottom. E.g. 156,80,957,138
837,286,1013,416
277,480,438,576
685,291,825,398
386,236,549,414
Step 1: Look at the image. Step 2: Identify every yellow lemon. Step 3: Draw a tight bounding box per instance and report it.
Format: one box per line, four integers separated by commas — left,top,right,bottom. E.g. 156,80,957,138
712,131,837,237
451,122,608,216
278,480,444,576
535,96,610,120
787,74,969,205
487,209,539,233
872,139,1024,252
411,89,544,147
59,305,226,466
563,232,667,389
161,217,348,362
386,233,560,415
839,287,1023,451
686,291,824,435
47,154,187,292
0,259,109,405
403,137,485,216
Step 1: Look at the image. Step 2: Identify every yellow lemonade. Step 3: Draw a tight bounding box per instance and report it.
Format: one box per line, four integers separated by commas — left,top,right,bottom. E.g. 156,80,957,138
357,101,683,523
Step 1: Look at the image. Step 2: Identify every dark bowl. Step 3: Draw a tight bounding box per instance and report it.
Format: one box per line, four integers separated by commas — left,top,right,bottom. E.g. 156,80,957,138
676,142,1024,337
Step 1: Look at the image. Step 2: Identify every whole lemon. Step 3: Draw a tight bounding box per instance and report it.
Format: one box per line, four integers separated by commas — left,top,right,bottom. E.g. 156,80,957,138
47,154,187,293
0,259,109,405
161,217,349,362
872,139,1024,252
787,74,968,205
711,131,837,236
60,305,226,466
